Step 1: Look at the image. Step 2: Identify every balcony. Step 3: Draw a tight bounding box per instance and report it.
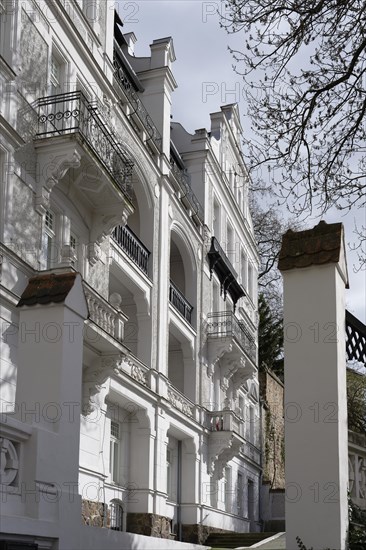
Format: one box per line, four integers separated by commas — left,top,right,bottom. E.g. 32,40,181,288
35,91,134,200
113,51,162,153
33,91,135,262
208,237,245,310
83,282,128,351
208,409,245,438
169,281,193,324
207,311,256,363
170,156,204,225
112,225,150,276
207,409,244,481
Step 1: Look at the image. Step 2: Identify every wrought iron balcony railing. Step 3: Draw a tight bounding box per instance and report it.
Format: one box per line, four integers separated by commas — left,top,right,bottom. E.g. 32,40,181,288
208,236,245,310
170,157,204,224
207,311,256,362
113,53,162,152
34,91,134,199
169,280,193,324
112,225,150,276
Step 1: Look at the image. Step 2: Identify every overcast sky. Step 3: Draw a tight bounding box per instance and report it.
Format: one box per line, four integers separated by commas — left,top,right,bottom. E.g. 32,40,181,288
119,0,366,324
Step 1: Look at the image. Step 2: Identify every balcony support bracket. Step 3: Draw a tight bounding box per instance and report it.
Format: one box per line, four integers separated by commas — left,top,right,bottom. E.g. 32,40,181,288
34,145,81,215
208,433,242,481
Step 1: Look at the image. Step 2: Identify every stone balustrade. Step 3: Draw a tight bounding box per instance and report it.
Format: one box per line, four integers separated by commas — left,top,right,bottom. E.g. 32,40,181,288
207,409,245,438
83,283,127,342
167,384,195,418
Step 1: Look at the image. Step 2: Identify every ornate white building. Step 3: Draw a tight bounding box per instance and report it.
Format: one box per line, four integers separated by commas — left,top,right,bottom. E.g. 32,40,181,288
0,1,260,548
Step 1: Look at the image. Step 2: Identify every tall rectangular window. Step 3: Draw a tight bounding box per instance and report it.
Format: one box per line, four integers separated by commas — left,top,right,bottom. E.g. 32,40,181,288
248,262,254,299
43,209,56,269
247,479,255,522
50,54,62,94
224,467,232,512
241,250,248,289
237,472,243,515
249,405,255,444
227,224,235,265
70,231,79,268
212,280,219,312
213,198,220,240
238,189,242,212
110,420,121,484
239,395,245,418
166,448,172,498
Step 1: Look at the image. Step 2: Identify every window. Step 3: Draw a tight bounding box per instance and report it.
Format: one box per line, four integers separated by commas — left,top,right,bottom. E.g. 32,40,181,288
249,405,255,444
70,233,76,252
45,209,54,231
110,500,124,531
166,438,179,502
69,232,78,268
50,54,62,94
166,448,172,498
224,466,232,512
43,209,57,269
248,262,254,299
239,395,245,419
247,478,255,521
238,189,242,212
237,472,243,515
213,198,220,240
212,280,219,312
227,223,235,264
76,0,101,35
109,421,121,484
241,250,247,289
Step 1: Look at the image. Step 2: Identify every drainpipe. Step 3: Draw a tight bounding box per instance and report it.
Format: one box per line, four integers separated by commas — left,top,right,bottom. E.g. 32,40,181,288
198,228,207,536
177,440,182,541
153,404,159,517
258,397,264,532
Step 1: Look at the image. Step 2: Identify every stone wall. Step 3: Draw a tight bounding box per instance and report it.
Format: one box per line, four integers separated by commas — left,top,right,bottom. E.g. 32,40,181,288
126,513,174,539
82,499,108,528
259,369,285,489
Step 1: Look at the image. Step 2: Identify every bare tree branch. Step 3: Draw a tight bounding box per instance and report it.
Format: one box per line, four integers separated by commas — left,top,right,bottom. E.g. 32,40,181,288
221,0,366,239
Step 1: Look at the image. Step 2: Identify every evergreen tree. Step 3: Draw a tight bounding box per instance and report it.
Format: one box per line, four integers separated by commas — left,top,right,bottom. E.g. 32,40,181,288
258,293,283,378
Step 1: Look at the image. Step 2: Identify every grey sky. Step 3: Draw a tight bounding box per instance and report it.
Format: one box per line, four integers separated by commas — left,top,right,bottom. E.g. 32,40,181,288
119,0,366,323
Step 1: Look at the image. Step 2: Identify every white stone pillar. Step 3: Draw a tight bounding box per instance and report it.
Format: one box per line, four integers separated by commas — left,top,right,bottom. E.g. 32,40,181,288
156,183,170,382
279,221,349,550
15,272,88,550
136,38,177,159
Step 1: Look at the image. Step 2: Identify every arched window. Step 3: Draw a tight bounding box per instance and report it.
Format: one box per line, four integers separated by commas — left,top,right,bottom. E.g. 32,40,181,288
110,500,124,531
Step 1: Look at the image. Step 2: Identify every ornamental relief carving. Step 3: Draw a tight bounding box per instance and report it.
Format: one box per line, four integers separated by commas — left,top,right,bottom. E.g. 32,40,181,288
0,438,19,487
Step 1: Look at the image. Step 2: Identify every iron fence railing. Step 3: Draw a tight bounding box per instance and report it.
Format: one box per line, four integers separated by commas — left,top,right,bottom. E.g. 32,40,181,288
34,91,134,199
112,225,150,276
169,280,193,324
170,158,204,223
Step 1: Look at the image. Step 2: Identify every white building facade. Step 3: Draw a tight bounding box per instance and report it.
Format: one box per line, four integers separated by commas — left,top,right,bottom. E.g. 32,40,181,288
0,1,260,548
